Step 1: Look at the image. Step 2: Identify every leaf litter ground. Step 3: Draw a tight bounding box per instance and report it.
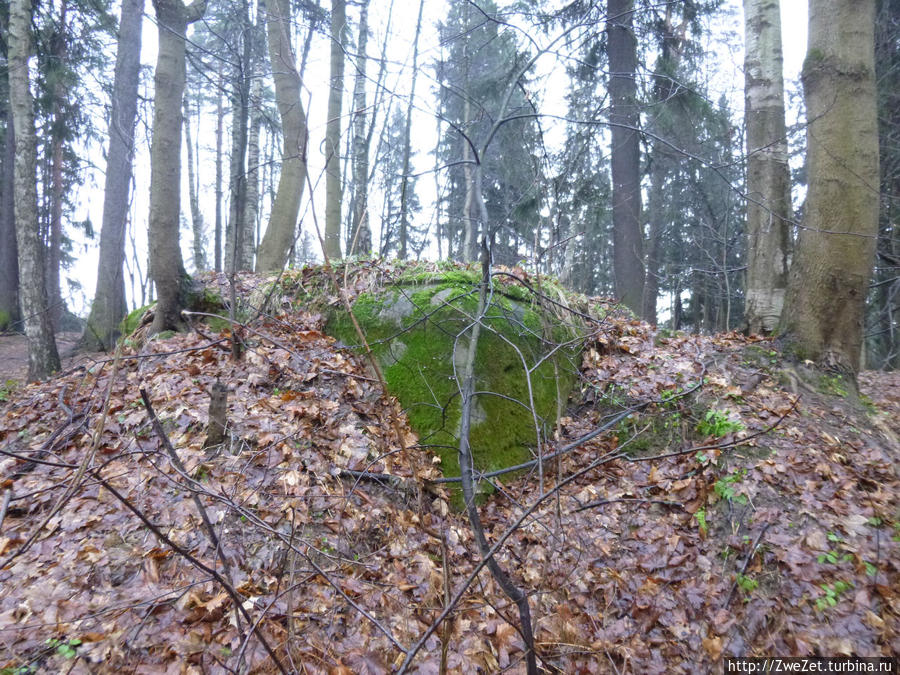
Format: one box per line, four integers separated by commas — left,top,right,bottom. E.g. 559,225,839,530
0,265,897,673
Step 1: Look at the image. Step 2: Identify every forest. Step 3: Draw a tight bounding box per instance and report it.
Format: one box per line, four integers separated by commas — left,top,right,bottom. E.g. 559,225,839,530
0,0,898,672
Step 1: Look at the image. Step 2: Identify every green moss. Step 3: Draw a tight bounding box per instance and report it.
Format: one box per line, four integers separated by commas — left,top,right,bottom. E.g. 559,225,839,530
817,374,847,397
204,313,232,333
186,286,225,313
326,280,580,495
0,309,10,332
120,303,154,335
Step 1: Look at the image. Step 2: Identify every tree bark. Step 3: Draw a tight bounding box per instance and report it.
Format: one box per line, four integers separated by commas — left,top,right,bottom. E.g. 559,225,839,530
399,0,424,262
148,0,207,334
83,0,143,351
0,112,20,330
225,0,251,275
244,76,262,270
781,0,879,374
45,0,71,333
214,62,224,273
183,96,207,272
256,0,309,272
9,0,60,378
743,0,792,334
607,0,644,313
348,0,371,256
323,0,346,261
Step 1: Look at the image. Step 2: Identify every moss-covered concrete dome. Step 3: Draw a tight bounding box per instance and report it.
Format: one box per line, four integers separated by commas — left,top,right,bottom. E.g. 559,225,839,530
326,269,582,483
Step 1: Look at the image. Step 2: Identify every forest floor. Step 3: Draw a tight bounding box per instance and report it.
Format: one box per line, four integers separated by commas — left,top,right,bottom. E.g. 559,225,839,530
0,263,897,674
0,331,86,386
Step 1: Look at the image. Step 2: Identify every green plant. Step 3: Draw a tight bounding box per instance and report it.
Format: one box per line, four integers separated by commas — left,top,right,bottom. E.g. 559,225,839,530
818,374,849,397
45,637,82,659
714,469,748,505
697,409,745,438
0,379,18,402
736,573,758,594
815,580,852,611
817,532,853,564
694,508,708,536
1,666,36,675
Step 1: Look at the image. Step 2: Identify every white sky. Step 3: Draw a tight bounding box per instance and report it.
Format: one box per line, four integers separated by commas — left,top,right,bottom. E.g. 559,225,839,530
66,0,809,316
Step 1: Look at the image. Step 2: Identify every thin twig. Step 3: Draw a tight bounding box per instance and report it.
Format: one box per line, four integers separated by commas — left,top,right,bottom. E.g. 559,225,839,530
723,523,772,607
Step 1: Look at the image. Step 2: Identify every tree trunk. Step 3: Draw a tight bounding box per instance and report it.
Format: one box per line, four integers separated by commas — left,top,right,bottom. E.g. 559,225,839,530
607,0,644,313
461,97,479,263
0,112,20,330
244,76,262,270
348,0,371,256
256,0,309,272
781,0,879,374
743,0,792,334
642,157,664,324
225,1,251,275
399,0,424,262
148,0,207,334
45,0,70,332
183,95,207,271
323,0,346,261
214,63,224,272
9,0,60,378
83,0,146,346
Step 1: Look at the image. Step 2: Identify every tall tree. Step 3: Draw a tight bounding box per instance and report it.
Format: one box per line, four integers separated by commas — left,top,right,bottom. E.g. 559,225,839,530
347,0,371,255
866,0,900,368
256,0,310,272
183,94,207,271
148,0,207,334
323,0,346,260
0,11,21,330
743,0,791,334
9,0,60,377
223,0,252,274
244,76,262,268
435,0,542,264
214,62,224,272
82,0,144,350
641,4,689,325
607,0,644,313
781,0,879,374
44,0,70,331
399,0,425,260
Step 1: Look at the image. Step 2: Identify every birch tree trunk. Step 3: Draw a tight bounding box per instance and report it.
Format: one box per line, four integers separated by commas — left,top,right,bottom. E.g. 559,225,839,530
9,0,60,378
743,0,792,334
348,0,371,255
148,0,207,334
256,0,309,272
781,0,879,374
607,0,644,313
323,0,346,260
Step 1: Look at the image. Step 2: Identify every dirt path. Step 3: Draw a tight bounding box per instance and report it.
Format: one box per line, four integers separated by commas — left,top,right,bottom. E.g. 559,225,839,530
0,331,92,384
